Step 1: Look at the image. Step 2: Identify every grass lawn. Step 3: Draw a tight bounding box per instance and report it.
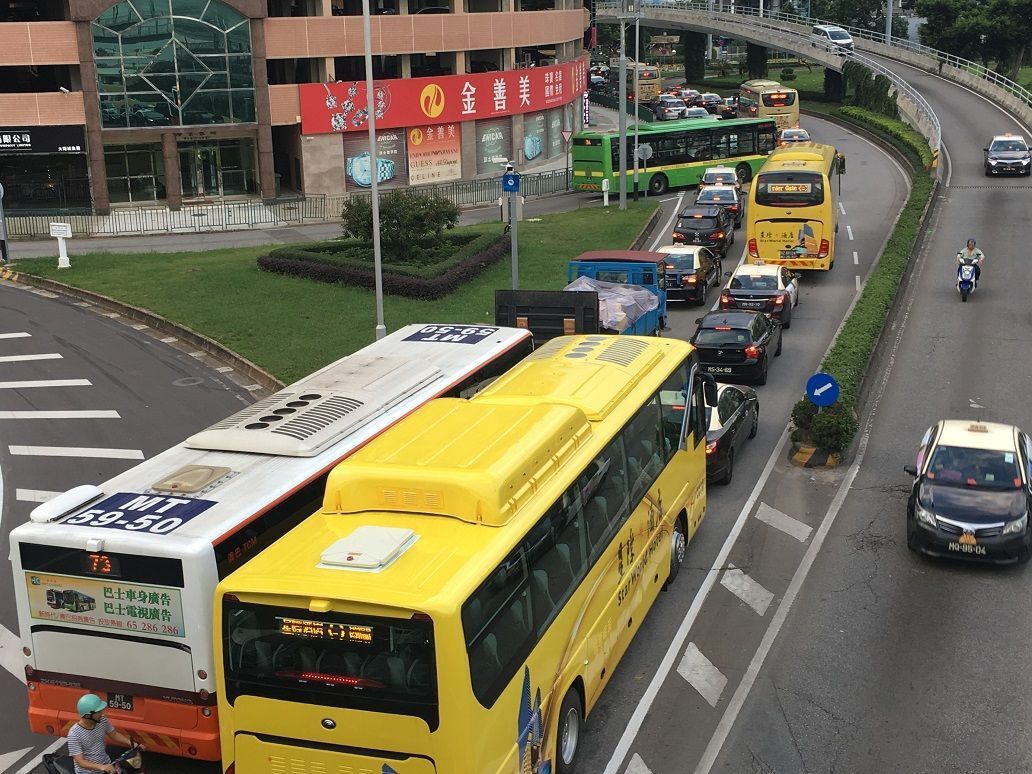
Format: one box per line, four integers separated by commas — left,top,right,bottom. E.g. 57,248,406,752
12,202,657,383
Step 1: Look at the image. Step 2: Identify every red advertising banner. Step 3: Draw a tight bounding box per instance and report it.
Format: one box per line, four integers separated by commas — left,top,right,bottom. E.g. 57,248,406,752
300,58,589,135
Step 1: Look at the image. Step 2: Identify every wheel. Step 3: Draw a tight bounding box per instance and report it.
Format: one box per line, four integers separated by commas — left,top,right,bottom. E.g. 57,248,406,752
667,515,688,584
984,167,992,177
649,174,668,195
718,448,734,485
556,688,584,774
961,289,968,302
775,334,783,356
748,405,759,438
755,356,768,385
735,162,752,184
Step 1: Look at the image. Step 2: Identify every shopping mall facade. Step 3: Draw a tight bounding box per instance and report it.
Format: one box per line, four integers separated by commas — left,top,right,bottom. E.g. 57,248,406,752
0,0,588,213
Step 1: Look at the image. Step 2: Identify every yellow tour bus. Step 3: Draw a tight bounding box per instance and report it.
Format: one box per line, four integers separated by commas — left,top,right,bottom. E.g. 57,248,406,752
737,78,800,130
215,335,716,774
745,142,845,271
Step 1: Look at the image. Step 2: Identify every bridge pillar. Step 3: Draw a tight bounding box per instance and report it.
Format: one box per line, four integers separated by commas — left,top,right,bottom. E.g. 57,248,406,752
824,69,844,101
746,43,768,79
680,31,707,81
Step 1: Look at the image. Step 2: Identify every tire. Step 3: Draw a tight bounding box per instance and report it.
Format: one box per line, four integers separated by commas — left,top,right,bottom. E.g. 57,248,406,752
755,356,768,385
556,688,584,774
649,174,669,195
775,334,783,356
748,405,759,438
735,162,752,184
668,515,688,584
961,289,968,302
718,449,734,486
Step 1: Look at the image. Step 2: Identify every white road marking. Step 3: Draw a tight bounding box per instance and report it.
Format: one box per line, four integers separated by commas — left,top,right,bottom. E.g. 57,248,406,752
855,274,862,292
846,225,854,240
838,202,845,215
131,324,148,330
189,351,205,358
853,251,859,265
0,748,32,772
15,489,61,503
215,366,234,373
625,753,654,774
244,383,263,392
73,301,91,307
0,410,120,419
0,624,25,683
0,332,31,339
102,312,120,318
754,502,812,543
0,379,91,389
677,643,728,708
9,445,144,459
659,196,678,202
13,738,65,774
649,191,686,250
160,336,178,343
0,353,62,363
30,290,58,298
969,398,985,410
720,566,774,617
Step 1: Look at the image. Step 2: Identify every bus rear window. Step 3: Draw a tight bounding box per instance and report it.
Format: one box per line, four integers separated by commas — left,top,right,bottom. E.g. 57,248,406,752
676,216,718,230
762,92,797,107
754,172,824,206
223,600,438,726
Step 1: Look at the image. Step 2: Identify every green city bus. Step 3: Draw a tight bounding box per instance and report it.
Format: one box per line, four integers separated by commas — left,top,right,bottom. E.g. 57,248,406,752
572,117,778,196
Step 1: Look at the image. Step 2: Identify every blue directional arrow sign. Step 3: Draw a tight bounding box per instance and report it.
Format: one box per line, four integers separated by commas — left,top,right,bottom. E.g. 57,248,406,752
502,172,520,193
806,372,840,407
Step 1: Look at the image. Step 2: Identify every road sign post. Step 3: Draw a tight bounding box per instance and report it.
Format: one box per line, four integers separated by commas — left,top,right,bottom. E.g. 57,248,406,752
502,170,521,289
806,372,840,411
602,178,610,208
50,222,72,268
0,182,9,266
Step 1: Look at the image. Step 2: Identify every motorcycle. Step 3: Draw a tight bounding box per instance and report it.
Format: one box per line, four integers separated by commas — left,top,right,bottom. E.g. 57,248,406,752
44,743,144,774
957,254,980,302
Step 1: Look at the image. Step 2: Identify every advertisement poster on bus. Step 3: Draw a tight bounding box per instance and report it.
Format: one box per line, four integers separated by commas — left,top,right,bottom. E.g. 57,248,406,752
342,128,408,188
299,58,588,135
753,219,826,267
406,123,461,185
25,572,187,638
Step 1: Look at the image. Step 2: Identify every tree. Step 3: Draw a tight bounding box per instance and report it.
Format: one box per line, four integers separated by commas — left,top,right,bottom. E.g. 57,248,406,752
681,31,707,81
915,0,1031,78
746,43,768,79
341,190,459,262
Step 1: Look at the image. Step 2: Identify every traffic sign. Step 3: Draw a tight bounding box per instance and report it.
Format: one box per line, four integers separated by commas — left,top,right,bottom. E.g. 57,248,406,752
502,172,520,193
561,129,573,145
636,143,653,161
806,372,840,407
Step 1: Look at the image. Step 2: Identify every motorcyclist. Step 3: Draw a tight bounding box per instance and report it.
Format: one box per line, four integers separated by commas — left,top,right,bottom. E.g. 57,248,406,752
956,238,985,287
67,694,144,773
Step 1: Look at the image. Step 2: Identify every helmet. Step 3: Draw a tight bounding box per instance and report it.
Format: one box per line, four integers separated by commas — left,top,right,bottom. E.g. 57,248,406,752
77,693,108,717
967,237,976,246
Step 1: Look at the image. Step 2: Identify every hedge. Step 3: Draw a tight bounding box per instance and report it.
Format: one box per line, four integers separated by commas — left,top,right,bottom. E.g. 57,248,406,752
256,230,509,300
790,111,937,454
837,106,935,171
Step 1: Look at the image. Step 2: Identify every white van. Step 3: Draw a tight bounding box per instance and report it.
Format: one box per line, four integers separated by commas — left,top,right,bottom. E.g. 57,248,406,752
811,24,854,53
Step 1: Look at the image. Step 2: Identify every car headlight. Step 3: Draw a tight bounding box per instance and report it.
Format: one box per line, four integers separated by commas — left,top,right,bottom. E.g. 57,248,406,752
1002,513,1028,535
988,158,999,165
1021,158,1031,165
915,503,937,528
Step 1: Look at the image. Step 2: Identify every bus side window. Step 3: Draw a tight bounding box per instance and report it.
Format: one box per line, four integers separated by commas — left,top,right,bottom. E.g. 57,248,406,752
659,369,688,457
759,128,775,154
686,372,706,447
711,128,730,159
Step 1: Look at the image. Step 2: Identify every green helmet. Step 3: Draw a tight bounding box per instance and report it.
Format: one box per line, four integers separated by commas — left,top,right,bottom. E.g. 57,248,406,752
76,693,108,717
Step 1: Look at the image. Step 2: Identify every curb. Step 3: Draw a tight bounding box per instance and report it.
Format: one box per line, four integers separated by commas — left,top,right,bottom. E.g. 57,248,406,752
0,266,284,392
789,441,840,469
629,206,663,250
801,106,914,173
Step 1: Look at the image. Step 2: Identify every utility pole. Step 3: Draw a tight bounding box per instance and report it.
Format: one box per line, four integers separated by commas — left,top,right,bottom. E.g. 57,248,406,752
362,0,386,340
885,0,892,45
0,182,9,266
632,17,640,202
618,14,628,210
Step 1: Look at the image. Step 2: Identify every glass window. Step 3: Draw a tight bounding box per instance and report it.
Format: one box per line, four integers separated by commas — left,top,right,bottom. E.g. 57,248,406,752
754,172,824,207
927,445,1022,490
659,365,689,456
104,144,166,202
625,399,665,501
717,388,743,426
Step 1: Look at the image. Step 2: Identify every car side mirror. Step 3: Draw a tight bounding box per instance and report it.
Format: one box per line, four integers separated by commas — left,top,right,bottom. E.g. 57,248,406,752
724,270,732,277
695,318,703,324
903,465,918,477
983,147,989,152
701,372,718,406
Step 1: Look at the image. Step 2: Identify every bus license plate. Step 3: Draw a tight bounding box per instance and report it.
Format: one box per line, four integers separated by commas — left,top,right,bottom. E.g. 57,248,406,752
779,250,800,260
108,693,134,712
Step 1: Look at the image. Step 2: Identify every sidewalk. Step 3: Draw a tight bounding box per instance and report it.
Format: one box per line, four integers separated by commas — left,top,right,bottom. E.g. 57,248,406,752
9,105,623,261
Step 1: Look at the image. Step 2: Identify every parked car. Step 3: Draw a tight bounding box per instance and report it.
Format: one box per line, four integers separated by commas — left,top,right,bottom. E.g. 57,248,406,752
811,24,854,52
656,245,722,305
699,165,742,194
720,263,800,328
695,184,744,228
706,383,760,485
672,206,735,257
692,310,783,385
652,95,689,120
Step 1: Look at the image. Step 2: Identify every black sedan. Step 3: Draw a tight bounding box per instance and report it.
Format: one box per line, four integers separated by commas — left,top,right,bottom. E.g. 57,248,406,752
905,419,1032,564
672,206,734,258
695,92,723,113
706,383,759,485
691,311,782,385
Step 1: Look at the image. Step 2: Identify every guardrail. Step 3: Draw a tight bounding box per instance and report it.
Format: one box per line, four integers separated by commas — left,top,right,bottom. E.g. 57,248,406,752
6,169,572,239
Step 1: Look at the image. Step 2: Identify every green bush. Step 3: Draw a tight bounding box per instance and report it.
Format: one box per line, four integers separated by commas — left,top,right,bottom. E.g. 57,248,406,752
780,67,797,82
791,109,936,454
341,189,459,262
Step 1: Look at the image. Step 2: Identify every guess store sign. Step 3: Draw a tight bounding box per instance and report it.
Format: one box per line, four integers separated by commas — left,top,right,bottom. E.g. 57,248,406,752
299,58,589,135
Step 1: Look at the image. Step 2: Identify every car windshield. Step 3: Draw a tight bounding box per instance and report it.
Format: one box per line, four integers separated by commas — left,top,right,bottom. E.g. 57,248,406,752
828,30,850,40
698,191,735,204
926,444,1022,490
695,328,750,346
664,254,695,270
991,140,1027,153
703,93,720,100
731,273,778,290
782,130,808,140
677,216,717,230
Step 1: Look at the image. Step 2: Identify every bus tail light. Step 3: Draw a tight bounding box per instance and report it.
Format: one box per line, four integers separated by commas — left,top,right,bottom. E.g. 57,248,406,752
818,239,830,258
187,746,198,756
411,612,432,621
748,239,759,258
744,345,760,359
199,688,210,700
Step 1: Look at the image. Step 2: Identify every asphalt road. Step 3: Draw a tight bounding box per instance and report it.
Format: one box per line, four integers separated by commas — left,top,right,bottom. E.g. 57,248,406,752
569,113,911,774
0,284,253,772
706,62,1032,773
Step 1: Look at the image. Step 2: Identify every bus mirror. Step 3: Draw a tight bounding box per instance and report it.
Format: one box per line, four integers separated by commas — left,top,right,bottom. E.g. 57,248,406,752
837,153,846,174
701,372,718,406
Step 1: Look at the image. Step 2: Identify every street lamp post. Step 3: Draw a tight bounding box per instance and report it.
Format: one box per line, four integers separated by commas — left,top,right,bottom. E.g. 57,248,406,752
885,0,892,45
617,16,628,210
632,17,640,202
361,0,386,340
0,182,9,265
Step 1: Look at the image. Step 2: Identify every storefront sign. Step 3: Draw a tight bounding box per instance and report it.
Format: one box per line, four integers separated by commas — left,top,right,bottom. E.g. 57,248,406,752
475,118,513,175
0,126,86,155
300,58,589,135
25,572,187,638
407,123,461,185
342,129,408,188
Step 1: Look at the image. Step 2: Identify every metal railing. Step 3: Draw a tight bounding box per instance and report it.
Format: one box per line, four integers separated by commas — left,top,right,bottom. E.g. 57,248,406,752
596,0,942,157
5,168,572,239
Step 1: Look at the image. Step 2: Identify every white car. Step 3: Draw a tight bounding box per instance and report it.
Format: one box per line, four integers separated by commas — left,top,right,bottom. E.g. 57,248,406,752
699,165,742,193
695,184,743,228
811,24,854,52
719,262,800,328
779,128,811,145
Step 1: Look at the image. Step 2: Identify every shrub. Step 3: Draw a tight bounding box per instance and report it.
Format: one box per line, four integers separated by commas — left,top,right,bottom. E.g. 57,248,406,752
780,67,797,82
340,190,460,262
837,106,934,170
